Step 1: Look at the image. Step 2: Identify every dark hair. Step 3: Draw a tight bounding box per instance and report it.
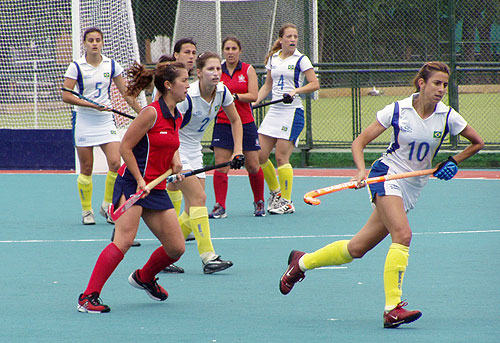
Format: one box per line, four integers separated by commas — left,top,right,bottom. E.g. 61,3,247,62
126,61,186,97
157,54,175,63
265,23,297,63
413,62,450,91
83,27,103,42
196,52,221,70
173,38,197,54
222,36,242,50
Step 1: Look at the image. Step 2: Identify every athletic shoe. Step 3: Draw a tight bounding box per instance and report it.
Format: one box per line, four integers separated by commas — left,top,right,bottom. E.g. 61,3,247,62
161,264,185,273
77,292,110,313
267,190,281,212
203,255,233,274
99,203,114,224
253,200,266,217
383,301,422,328
269,198,295,215
128,270,168,301
208,203,227,219
185,232,195,241
110,228,141,247
279,250,306,295
82,210,96,225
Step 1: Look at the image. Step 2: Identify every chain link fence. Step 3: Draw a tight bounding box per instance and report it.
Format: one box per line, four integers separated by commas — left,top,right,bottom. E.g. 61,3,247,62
1,0,499,150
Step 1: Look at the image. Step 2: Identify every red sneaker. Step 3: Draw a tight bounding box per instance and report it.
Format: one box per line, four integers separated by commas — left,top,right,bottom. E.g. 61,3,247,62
279,250,306,295
383,301,422,328
77,292,110,313
128,270,168,301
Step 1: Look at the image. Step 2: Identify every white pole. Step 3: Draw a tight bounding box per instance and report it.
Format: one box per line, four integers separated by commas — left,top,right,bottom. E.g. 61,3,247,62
215,0,221,56
71,0,80,60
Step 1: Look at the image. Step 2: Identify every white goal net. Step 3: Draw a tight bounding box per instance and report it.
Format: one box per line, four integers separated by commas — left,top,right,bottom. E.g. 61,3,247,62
0,0,142,130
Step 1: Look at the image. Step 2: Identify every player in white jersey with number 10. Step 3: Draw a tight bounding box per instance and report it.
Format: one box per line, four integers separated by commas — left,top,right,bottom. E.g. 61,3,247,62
254,23,319,215
62,27,142,225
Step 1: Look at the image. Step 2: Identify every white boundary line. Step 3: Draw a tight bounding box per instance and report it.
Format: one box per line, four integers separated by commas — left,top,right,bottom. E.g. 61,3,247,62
1,229,499,244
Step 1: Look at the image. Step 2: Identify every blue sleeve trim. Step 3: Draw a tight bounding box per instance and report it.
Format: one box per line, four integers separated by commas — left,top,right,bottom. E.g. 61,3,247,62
294,55,305,88
386,102,400,154
73,61,84,94
432,107,452,161
180,95,193,129
108,60,116,100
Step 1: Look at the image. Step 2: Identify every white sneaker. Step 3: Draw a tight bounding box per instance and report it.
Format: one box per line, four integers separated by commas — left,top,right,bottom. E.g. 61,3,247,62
99,203,114,224
82,210,96,225
269,198,295,215
267,190,281,212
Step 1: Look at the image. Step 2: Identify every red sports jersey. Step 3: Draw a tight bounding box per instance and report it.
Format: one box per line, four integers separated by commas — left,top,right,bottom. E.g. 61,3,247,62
118,97,182,189
217,61,254,124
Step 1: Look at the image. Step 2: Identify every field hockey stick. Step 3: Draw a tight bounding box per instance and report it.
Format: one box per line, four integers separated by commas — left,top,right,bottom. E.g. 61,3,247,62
109,169,173,221
252,94,294,109
61,87,136,120
165,160,235,183
304,168,435,205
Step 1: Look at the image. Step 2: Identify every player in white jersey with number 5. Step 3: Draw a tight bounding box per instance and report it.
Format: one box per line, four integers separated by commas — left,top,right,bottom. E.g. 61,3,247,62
167,52,245,274
254,23,319,215
278,62,484,329
62,27,142,226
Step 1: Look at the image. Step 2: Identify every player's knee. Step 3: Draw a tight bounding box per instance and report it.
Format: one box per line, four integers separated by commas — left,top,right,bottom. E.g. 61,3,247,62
347,243,367,259
391,228,412,246
167,244,185,260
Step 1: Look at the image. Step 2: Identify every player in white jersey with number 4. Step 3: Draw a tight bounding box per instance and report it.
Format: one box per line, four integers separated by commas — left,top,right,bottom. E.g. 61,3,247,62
279,62,484,329
167,52,245,274
254,23,319,215
62,27,142,226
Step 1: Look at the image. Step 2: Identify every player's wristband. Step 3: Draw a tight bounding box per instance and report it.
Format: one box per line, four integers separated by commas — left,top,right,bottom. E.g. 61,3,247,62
233,93,239,101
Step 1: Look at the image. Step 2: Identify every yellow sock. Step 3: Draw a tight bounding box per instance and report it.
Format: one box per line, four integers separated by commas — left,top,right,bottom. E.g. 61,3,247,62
103,171,117,204
77,174,93,211
261,159,280,192
189,206,215,260
384,243,409,311
301,240,353,270
277,163,293,200
167,189,183,217
179,211,192,239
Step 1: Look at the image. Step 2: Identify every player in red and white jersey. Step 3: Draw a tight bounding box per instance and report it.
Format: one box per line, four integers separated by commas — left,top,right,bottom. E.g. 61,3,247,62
77,61,189,313
208,36,265,219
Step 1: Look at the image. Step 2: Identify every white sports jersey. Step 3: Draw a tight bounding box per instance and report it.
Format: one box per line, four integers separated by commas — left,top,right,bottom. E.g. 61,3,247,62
377,94,467,188
176,80,233,153
265,49,313,108
64,55,123,146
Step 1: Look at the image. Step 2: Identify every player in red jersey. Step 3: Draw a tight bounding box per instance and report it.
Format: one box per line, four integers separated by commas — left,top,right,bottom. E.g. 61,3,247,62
209,36,265,218
77,61,189,313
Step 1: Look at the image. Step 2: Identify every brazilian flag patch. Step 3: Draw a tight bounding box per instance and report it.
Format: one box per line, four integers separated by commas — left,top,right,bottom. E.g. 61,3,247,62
288,65,295,70
104,72,110,77
433,131,442,138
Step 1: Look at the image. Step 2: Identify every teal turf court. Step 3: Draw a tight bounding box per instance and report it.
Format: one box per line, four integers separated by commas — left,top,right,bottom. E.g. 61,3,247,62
0,172,499,343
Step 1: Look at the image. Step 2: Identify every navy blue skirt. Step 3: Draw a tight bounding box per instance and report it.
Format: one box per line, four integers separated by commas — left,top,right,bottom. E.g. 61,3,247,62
112,174,173,211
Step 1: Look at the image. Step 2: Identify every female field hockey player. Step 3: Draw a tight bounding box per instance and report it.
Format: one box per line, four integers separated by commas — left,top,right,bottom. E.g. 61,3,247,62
166,51,245,274
279,62,484,328
62,27,142,225
208,36,265,219
77,61,189,313
254,23,319,215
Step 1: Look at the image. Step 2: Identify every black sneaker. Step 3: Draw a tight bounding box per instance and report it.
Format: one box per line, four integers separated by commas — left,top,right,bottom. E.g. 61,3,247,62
77,292,110,313
161,264,185,273
203,255,233,274
128,270,168,301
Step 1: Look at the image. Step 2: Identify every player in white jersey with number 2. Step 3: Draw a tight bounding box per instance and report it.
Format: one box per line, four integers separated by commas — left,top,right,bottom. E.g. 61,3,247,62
254,23,319,215
279,62,484,329
62,27,142,226
167,52,245,274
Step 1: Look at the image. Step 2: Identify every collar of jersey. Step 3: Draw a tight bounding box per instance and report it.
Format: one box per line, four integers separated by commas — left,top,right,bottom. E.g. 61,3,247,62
77,54,111,66
188,80,224,97
221,60,242,76
401,93,449,114
273,49,302,59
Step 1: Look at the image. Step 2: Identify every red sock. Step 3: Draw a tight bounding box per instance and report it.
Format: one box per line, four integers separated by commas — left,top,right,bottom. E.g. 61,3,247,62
213,170,228,208
138,247,180,283
248,168,264,202
84,243,124,296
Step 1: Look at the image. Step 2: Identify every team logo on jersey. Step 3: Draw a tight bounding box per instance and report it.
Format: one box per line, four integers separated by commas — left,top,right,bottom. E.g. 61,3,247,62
193,110,203,117
238,74,246,82
281,126,288,132
103,72,110,77
110,130,117,135
433,131,442,138
214,105,220,112
288,65,295,70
